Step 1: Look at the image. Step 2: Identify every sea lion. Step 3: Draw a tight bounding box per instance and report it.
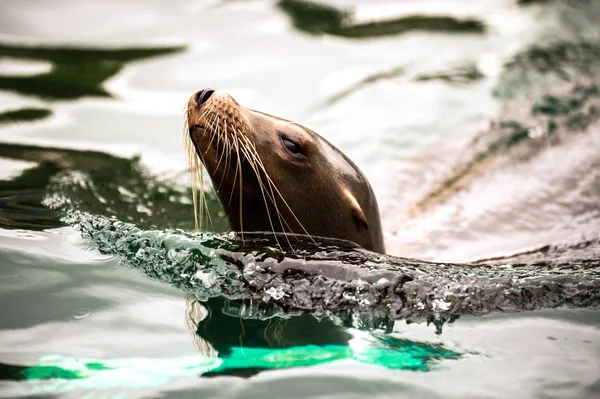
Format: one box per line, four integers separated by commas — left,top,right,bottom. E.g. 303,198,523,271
185,88,385,253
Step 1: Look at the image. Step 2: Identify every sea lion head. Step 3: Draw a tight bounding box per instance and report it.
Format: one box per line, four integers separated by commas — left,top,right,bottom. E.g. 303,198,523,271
185,89,385,253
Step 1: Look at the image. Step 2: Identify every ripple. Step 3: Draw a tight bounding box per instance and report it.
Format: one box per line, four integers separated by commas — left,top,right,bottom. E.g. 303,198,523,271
72,308,92,320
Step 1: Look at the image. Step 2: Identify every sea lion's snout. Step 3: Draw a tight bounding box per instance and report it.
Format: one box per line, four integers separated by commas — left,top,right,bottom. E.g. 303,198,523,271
193,88,215,109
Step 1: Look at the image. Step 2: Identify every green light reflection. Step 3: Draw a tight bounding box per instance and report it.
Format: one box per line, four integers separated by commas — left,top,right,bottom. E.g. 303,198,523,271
12,335,461,392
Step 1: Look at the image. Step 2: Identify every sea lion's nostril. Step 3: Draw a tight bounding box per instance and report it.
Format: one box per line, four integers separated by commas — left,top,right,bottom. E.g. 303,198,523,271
194,88,215,107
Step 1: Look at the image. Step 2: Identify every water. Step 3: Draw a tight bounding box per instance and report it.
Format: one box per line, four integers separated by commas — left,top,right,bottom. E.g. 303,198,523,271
1,0,599,398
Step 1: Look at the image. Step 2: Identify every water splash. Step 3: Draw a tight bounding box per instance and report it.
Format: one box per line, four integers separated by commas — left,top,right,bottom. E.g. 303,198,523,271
45,185,600,323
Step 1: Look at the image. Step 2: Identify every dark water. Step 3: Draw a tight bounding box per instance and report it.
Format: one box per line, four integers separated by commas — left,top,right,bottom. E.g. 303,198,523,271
1,0,600,398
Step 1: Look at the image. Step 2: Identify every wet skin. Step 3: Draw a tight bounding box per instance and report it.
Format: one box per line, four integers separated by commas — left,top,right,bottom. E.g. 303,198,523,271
186,89,385,253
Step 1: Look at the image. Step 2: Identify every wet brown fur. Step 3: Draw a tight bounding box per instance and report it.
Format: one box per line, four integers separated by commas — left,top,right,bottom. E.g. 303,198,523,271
184,91,385,253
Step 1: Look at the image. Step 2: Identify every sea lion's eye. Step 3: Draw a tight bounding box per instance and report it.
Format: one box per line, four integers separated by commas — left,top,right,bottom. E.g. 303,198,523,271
279,134,302,156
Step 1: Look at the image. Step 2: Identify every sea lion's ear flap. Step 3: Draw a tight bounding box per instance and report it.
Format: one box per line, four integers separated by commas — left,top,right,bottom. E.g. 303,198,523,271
353,206,369,230
343,186,369,230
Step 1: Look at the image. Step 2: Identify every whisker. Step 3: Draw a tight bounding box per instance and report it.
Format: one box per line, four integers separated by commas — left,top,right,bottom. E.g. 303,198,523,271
230,135,245,243
185,98,314,251
213,119,229,179
228,135,241,207
240,134,315,246
237,133,293,237
184,103,218,230
240,145,294,250
217,124,234,191
235,139,283,249
203,107,220,157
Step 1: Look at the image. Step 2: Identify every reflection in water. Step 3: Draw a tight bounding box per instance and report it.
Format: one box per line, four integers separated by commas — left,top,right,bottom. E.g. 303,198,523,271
196,297,352,354
414,63,484,84
277,0,485,38
323,66,406,107
184,296,461,377
1,355,219,392
0,278,462,385
322,63,484,107
409,83,599,215
382,0,600,259
0,43,185,100
0,142,228,231
185,295,218,358
0,108,52,124
385,78,600,260
0,333,461,389
495,41,600,99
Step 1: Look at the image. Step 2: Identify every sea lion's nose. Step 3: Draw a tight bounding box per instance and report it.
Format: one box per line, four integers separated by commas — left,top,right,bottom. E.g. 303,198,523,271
194,88,215,108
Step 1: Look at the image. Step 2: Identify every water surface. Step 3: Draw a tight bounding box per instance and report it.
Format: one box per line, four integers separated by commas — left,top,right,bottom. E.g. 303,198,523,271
1,0,599,398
